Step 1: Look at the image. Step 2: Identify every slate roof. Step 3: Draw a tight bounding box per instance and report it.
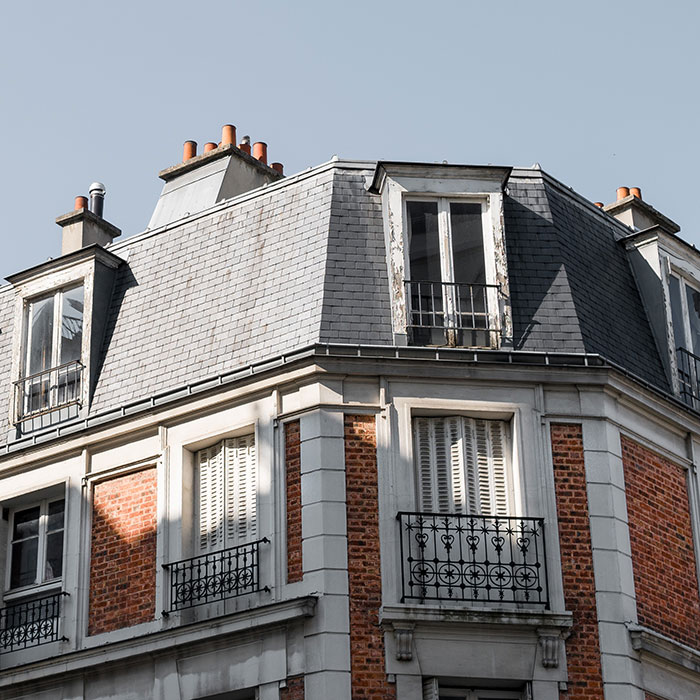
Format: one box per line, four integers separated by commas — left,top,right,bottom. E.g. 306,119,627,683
0,159,674,446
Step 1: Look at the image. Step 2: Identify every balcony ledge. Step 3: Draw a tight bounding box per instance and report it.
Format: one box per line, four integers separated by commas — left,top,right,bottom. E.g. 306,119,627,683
628,623,700,676
0,595,317,685
380,603,572,631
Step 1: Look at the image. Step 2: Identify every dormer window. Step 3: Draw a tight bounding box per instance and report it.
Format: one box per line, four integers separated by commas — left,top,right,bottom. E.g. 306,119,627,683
406,198,494,347
369,162,512,349
7,241,122,436
20,285,84,421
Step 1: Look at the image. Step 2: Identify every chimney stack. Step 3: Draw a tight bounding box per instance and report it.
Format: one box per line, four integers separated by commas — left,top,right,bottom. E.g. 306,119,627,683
604,186,680,234
183,140,197,161
56,184,121,255
253,142,267,165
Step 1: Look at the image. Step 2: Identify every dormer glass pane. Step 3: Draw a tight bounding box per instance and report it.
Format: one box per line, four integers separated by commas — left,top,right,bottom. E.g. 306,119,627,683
686,284,700,355
450,202,485,285
407,201,440,281
60,285,84,364
669,276,686,349
27,296,54,375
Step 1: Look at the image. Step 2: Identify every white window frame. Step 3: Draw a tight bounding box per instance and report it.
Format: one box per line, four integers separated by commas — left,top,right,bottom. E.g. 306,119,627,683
668,270,700,355
4,497,65,598
403,195,499,346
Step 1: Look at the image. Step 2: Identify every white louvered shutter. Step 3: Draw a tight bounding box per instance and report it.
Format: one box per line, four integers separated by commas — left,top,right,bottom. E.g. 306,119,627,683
225,434,257,545
199,442,226,550
414,416,510,515
415,417,436,512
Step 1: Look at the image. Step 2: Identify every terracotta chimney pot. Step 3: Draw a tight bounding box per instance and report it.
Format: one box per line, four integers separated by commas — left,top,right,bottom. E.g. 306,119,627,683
630,187,642,199
203,142,217,153
271,162,284,175
183,140,197,161
221,124,236,146
74,195,88,211
617,186,630,201
238,136,251,155
253,142,268,165
593,201,604,208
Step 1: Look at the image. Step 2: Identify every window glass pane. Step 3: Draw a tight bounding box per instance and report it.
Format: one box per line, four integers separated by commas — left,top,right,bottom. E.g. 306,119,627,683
60,285,84,364
685,284,700,356
27,296,54,375
10,538,38,588
407,201,441,281
47,500,65,532
669,276,686,349
45,531,64,580
450,202,485,285
12,506,40,540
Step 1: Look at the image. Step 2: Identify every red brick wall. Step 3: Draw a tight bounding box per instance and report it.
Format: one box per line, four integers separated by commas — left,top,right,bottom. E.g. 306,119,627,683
279,674,304,700
89,467,157,635
621,436,700,649
344,415,394,700
286,420,303,584
551,424,604,699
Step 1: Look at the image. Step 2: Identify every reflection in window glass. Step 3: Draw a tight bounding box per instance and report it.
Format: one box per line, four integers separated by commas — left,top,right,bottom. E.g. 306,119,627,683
450,202,485,285
407,201,441,281
60,286,84,364
28,296,54,375
669,276,686,349
686,285,700,355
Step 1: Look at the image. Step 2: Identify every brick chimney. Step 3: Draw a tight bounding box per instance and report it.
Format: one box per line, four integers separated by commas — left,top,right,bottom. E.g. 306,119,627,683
55,183,121,255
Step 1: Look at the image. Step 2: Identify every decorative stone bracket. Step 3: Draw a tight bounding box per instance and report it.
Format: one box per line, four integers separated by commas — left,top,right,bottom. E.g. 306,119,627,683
392,624,415,661
537,626,570,669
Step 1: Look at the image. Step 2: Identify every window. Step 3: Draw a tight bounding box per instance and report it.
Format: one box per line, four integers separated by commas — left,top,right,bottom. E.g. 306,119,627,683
406,199,497,347
197,435,257,552
669,274,700,405
17,285,84,422
414,416,511,515
424,677,527,700
6,499,65,592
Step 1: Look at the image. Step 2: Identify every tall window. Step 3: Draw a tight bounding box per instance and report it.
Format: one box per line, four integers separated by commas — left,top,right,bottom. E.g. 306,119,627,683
669,274,700,405
413,416,511,516
197,435,257,552
406,199,494,347
19,285,84,419
7,499,65,591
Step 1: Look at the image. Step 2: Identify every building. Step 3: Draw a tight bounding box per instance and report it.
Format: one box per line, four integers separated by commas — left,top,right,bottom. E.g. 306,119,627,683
0,124,699,700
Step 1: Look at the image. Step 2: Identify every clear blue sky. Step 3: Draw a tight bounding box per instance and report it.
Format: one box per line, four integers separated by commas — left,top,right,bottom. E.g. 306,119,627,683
1,1,698,279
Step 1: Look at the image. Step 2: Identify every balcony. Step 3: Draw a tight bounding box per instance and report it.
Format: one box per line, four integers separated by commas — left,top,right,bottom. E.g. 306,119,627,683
405,280,500,347
677,347,700,408
0,592,67,654
397,512,548,607
162,539,269,614
13,360,83,426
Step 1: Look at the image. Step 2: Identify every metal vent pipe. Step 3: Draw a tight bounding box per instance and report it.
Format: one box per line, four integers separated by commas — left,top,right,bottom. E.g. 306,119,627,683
89,182,106,218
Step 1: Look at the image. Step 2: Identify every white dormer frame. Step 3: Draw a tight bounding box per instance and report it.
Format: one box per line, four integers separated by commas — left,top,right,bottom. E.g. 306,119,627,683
370,162,513,348
6,246,122,434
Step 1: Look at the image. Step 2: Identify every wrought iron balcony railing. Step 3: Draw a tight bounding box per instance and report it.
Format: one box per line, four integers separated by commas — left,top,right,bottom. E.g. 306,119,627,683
405,280,500,347
162,538,269,614
398,512,548,607
677,347,700,407
0,591,67,654
13,360,83,425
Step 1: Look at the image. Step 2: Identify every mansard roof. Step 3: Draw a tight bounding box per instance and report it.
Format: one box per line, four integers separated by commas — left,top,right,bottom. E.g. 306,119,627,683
0,158,672,448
